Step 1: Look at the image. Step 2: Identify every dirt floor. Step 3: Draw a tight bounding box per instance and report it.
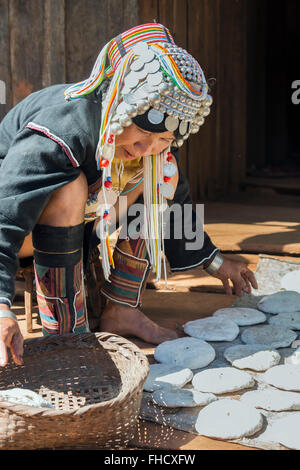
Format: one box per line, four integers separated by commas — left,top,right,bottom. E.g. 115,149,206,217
12,189,300,450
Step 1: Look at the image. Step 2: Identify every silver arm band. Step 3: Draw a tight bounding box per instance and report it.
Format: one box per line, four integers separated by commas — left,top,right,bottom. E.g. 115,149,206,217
0,310,17,322
205,252,224,275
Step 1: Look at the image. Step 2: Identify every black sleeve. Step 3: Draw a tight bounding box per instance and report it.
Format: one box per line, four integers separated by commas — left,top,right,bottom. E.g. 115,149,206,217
0,128,80,304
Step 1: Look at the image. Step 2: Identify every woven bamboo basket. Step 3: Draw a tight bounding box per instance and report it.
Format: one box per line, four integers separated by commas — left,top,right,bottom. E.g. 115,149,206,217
0,332,149,450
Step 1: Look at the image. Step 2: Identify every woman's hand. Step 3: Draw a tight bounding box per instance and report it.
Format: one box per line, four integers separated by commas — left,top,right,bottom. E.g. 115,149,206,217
0,317,24,367
211,256,258,297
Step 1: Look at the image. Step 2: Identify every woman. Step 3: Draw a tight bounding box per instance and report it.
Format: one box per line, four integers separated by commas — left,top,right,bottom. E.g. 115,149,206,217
0,23,257,367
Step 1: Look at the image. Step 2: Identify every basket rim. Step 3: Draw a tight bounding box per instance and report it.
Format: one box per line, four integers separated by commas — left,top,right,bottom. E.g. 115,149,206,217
0,332,149,417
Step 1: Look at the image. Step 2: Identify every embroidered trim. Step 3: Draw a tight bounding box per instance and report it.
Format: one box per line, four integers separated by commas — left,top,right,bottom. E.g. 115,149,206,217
101,246,150,308
170,248,220,272
25,122,80,168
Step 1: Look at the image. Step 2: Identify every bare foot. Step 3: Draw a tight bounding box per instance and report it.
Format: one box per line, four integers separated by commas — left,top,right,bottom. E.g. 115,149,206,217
100,300,179,345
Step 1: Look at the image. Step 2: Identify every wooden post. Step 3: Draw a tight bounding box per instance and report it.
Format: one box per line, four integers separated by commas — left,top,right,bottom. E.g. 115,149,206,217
23,268,34,334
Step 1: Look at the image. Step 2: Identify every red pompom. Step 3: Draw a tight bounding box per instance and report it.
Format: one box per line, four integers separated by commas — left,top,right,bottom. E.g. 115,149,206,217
164,176,171,182
104,180,113,188
101,159,109,167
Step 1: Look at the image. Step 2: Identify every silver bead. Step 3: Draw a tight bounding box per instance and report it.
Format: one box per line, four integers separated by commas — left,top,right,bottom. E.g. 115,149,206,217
196,115,205,126
205,94,213,106
176,138,184,147
120,116,132,127
149,92,160,105
202,106,211,117
158,82,171,95
127,105,138,118
110,122,124,135
190,124,200,134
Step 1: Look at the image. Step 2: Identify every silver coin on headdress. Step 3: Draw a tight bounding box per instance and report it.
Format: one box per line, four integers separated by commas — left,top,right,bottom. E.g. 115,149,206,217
159,182,174,198
165,115,179,132
147,72,163,87
124,72,140,89
135,68,149,81
147,109,164,125
144,59,160,74
179,121,188,136
143,49,155,63
130,58,145,72
132,42,149,56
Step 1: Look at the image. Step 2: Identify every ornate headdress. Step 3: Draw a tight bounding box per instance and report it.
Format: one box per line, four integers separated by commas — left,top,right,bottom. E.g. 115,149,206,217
64,23,212,282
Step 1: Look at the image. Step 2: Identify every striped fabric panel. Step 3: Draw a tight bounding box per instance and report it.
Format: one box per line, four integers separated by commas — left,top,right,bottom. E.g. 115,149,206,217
101,246,150,307
34,261,88,335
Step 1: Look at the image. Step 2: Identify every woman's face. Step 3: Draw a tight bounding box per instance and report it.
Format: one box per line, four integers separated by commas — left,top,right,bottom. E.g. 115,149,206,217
114,123,174,161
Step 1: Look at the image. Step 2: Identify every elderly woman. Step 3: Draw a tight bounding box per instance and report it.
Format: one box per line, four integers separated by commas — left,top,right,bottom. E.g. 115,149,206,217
0,23,257,367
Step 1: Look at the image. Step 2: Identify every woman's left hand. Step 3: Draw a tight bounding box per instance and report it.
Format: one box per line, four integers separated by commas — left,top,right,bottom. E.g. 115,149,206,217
211,257,258,296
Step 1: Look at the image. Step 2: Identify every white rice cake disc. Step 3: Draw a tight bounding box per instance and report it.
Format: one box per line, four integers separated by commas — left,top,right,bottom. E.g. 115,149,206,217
261,364,300,391
213,307,266,326
280,270,300,293
240,389,300,411
264,414,300,450
183,317,239,342
268,311,300,330
151,388,217,408
257,290,300,314
154,337,216,370
224,344,281,371
192,367,255,394
195,398,263,440
143,364,193,392
241,325,297,349
285,347,300,365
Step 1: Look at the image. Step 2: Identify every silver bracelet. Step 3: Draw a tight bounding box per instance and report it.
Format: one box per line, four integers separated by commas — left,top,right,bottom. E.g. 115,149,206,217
205,252,224,275
0,310,17,322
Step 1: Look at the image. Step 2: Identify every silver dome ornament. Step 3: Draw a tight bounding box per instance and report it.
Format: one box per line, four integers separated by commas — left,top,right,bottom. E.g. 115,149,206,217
205,94,213,106
202,106,211,117
127,105,138,118
190,124,200,134
110,122,124,136
149,92,160,105
120,116,132,127
136,100,150,114
158,82,171,95
163,161,177,178
195,115,205,126
176,138,184,147
159,182,174,198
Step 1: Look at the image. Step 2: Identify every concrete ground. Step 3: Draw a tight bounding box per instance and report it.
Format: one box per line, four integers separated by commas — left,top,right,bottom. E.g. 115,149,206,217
10,189,300,450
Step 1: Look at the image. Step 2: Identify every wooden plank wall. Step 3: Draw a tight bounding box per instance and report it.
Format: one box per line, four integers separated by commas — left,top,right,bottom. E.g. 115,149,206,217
0,0,248,202
0,0,139,111
138,0,248,201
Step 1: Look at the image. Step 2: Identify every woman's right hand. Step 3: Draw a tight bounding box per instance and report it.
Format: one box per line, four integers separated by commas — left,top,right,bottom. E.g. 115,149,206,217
0,317,24,367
